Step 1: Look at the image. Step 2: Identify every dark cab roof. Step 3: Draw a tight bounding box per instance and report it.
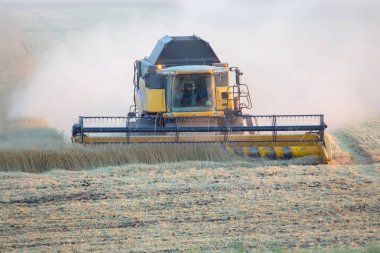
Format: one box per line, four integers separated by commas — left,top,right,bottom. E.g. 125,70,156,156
146,35,220,66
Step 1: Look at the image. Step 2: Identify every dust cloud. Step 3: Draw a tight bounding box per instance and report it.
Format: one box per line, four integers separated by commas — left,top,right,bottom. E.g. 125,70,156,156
0,3,35,128
4,0,380,134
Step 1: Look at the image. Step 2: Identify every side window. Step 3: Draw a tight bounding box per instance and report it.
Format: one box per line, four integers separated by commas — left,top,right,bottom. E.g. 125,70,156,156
145,74,166,89
214,73,228,87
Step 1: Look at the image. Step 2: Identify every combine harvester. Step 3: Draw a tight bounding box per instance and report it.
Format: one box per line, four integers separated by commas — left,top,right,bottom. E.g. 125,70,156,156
72,35,332,163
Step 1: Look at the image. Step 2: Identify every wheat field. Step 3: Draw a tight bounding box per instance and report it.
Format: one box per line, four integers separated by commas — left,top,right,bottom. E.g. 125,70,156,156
0,122,379,252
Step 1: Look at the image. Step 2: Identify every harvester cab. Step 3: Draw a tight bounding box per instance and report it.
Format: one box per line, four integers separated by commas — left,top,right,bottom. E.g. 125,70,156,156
130,35,251,119
72,35,332,163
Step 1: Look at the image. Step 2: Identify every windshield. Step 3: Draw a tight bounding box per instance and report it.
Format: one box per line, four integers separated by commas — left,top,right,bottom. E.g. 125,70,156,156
172,74,214,112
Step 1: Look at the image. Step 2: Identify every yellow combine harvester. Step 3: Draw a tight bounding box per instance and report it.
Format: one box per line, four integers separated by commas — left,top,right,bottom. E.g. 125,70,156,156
71,35,332,163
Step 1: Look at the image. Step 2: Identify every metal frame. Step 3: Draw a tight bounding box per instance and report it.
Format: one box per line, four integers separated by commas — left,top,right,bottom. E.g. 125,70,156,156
75,114,326,145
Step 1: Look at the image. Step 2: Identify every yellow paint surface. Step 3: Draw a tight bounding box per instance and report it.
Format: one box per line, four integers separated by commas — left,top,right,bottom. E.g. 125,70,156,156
146,89,166,112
